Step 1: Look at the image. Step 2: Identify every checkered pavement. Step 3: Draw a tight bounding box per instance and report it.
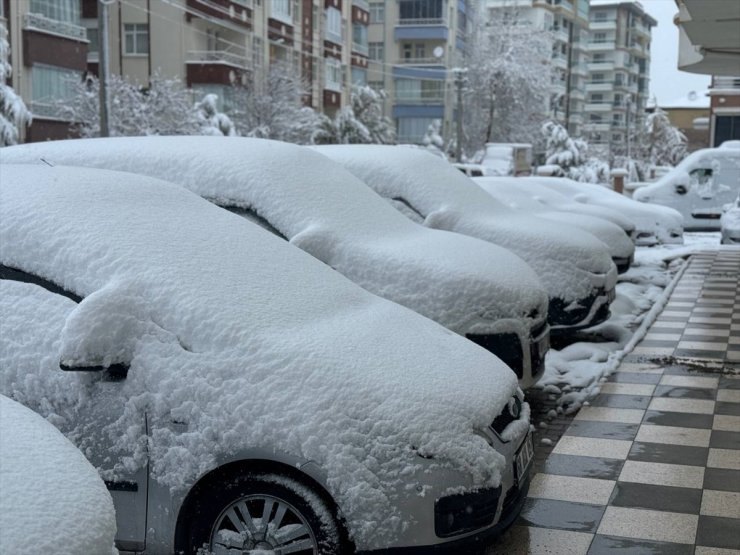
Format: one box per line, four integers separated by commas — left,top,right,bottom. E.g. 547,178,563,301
492,249,740,554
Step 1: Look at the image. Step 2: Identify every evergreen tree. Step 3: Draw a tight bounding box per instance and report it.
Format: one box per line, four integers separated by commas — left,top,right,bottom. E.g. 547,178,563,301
0,22,32,146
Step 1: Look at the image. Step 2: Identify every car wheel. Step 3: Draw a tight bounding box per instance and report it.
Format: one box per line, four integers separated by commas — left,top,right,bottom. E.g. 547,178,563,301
187,472,343,555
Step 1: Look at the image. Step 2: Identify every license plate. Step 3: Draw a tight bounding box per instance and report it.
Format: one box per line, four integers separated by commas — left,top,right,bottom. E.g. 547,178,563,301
515,433,534,483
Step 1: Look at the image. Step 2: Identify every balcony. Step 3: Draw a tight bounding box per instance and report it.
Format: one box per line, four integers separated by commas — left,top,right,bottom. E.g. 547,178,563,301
187,47,250,69
551,27,569,42
395,17,449,41
585,102,611,112
353,0,369,11
30,100,68,120
395,93,445,105
398,17,446,26
713,76,740,90
590,20,617,31
586,122,611,132
352,42,369,56
570,89,585,100
571,63,589,75
395,57,445,65
630,21,650,37
587,41,615,52
588,61,615,71
24,12,87,42
586,82,612,92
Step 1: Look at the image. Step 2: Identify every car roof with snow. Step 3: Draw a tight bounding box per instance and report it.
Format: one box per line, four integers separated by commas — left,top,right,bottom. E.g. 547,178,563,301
311,144,615,302
0,164,521,546
0,395,117,554
0,137,548,333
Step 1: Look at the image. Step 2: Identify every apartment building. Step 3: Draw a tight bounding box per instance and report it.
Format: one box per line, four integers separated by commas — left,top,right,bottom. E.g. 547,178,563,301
484,0,590,138
1,0,369,142
583,0,656,151
366,0,471,144
708,76,740,146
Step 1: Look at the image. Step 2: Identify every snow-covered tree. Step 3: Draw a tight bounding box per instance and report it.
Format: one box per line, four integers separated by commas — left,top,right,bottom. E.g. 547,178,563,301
0,22,32,146
462,4,554,154
542,121,609,183
646,107,687,166
421,119,445,154
230,61,322,144
194,93,237,136
64,73,200,137
312,85,396,145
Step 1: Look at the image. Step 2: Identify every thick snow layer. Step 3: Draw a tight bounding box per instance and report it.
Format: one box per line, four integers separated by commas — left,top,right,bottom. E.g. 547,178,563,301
524,176,684,244
721,197,740,243
0,137,548,338
475,177,635,259
0,165,523,549
311,145,616,303
536,233,723,412
0,394,118,555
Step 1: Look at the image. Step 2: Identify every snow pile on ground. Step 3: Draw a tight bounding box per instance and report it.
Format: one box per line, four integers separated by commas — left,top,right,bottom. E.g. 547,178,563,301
0,395,118,555
0,137,548,339
313,145,615,304
0,165,524,549
536,233,723,412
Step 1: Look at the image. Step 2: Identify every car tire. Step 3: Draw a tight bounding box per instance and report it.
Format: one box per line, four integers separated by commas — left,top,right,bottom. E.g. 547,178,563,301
185,472,344,555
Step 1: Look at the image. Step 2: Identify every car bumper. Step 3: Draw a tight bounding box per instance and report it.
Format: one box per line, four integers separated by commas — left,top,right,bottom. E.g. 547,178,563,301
549,286,615,333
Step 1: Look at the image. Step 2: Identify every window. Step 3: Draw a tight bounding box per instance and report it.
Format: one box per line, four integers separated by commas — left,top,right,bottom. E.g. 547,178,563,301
352,23,368,53
30,0,80,24
191,84,238,113
399,0,444,22
592,53,606,62
590,93,603,103
31,64,79,118
368,80,384,91
397,117,436,143
593,32,606,43
124,23,149,55
369,2,385,23
395,78,444,103
414,43,425,59
325,7,342,44
271,0,291,23
369,42,384,61
351,67,367,85
592,10,607,21
589,114,602,122
612,133,622,142
592,73,605,83
325,57,343,91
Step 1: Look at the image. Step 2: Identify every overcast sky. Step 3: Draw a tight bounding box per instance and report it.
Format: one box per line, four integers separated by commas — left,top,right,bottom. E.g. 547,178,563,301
640,0,711,105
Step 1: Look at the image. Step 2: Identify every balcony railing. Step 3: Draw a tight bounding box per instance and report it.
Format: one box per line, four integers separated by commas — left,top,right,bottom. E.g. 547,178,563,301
713,76,740,89
187,48,250,69
24,12,86,41
30,100,69,120
396,57,445,65
397,17,447,26
353,0,369,11
352,42,369,55
395,93,445,104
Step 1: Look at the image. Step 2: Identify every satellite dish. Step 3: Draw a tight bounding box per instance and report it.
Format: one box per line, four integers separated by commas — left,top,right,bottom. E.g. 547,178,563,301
433,46,444,59
688,91,697,101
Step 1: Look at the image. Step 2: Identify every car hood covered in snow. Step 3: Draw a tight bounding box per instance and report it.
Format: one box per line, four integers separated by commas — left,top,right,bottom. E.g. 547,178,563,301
0,395,118,554
0,165,522,548
475,177,635,260
0,137,548,335
312,145,615,302
524,177,684,244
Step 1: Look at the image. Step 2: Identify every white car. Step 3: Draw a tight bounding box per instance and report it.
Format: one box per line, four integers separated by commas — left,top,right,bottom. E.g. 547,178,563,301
312,145,618,333
2,137,550,387
523,176,684,246
475,176,635,273
0,395,118,555
721,196,740,244
0,164,533,554
634,141,740,231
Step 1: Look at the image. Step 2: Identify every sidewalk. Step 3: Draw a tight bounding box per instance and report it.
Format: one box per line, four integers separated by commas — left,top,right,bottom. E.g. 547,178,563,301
494,249,740,554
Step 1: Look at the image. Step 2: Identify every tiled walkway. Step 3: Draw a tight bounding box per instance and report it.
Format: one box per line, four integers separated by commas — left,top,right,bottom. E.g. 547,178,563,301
494,249,740,554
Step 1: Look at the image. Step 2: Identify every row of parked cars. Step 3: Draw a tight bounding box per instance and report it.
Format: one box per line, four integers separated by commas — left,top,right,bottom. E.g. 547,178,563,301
0,138,682,554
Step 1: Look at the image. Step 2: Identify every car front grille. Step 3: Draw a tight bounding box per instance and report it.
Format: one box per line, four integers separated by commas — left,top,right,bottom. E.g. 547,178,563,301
466,332,523,379
434,486,502,538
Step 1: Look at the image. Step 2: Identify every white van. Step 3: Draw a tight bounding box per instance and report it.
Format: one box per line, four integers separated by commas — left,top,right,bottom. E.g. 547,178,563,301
634,141,740,230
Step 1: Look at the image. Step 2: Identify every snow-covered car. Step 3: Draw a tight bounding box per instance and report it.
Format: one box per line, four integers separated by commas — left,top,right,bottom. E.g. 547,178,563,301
720,196,740,244
0,395,118,555
1,137,551,388
634,141,740,231
0,164,534,554
312,145,618,333
523,176,684,246
475,176,636,273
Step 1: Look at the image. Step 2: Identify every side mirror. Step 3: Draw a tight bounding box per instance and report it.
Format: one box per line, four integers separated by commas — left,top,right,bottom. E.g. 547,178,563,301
59,280,164,378
675,184,688,195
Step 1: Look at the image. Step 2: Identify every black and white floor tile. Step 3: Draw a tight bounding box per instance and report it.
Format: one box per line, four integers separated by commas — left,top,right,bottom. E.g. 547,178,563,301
493,250,740,554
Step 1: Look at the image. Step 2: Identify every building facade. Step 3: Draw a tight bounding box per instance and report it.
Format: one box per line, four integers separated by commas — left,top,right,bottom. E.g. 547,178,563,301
708,75,740,147
366,0,471,144
582,0,656,153
1,0,369,142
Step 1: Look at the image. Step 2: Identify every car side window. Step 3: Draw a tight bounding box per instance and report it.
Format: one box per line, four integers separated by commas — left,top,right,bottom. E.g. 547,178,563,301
690,168,713,185
386,196,425,224
223,206,288,240
0,265,81,303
